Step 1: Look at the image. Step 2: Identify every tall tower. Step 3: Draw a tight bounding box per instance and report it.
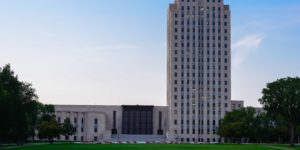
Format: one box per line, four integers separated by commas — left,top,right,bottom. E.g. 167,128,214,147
167,0,231,143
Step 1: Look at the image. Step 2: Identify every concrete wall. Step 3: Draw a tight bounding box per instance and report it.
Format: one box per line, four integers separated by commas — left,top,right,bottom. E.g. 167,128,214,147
55,105,122,142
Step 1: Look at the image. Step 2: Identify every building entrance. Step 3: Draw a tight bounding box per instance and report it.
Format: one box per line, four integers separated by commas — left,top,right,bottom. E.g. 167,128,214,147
122,106,153,135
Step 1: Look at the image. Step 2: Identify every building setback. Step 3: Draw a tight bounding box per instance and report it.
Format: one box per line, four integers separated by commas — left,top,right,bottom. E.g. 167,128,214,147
167,0,231,143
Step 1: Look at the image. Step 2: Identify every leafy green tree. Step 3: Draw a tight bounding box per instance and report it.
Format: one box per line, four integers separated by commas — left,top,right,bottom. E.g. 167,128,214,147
61,118,76,139
0,64,40,144
274,124,289,143
21,83,41,141
37,119,61,144
259,77,300,146
39,104,55,122
36,104,61,143
252,113,277,143
218,107,256,143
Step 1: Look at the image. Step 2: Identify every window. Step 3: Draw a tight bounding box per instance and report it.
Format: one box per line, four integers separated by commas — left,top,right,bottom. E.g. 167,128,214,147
65,136,69,140
57,117,61,124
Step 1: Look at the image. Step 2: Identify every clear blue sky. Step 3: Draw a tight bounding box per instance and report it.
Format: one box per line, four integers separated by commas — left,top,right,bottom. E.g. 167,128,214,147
0,0,299,107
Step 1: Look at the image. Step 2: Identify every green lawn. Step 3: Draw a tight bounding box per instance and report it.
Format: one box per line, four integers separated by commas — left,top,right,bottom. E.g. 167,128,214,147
2,143,300,150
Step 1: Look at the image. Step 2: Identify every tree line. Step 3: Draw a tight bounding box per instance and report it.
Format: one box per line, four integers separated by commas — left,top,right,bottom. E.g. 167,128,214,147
218,107,300,144
218,77,300,146
0,64,75,145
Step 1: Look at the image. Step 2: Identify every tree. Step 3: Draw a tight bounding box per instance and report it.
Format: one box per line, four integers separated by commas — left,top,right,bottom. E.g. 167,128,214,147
0,64,40,144
21,83,40,141
61,118,76,139
0,64,62,145
218,107,292,144
252,113,278,143
218,107,256,143
39,104,55,122
36,104,60,144
37,119,61,144
259,77,300,146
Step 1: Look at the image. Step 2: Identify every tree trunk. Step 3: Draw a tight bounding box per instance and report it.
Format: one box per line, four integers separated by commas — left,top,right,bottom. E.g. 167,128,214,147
289,123,295,147
49,137,53,144
238,137,241,144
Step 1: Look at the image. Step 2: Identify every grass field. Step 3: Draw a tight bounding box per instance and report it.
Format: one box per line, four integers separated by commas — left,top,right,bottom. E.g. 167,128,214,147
2,143,300,150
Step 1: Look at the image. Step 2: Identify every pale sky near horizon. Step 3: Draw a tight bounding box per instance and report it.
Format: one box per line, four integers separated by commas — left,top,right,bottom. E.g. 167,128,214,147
0,0,300,107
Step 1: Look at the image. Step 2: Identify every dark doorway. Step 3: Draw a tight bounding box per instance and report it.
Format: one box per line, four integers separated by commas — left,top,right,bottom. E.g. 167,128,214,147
157,111,163,135
112,111,117,134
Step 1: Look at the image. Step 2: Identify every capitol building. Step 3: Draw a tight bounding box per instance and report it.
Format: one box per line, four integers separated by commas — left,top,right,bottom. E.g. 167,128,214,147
41,0,246,143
